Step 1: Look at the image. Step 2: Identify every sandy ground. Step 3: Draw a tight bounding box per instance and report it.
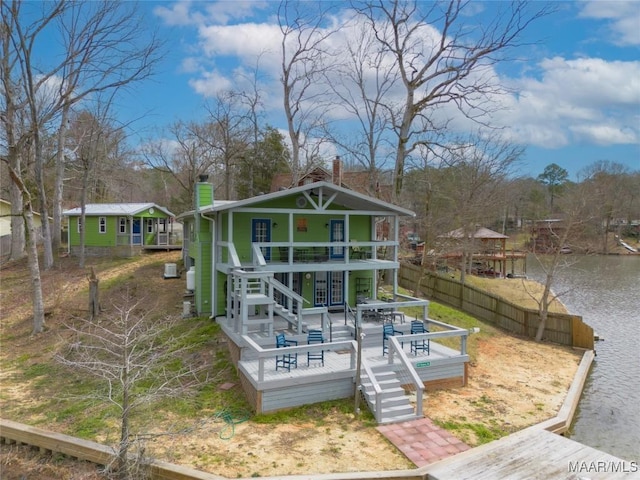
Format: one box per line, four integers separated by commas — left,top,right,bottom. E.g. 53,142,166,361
0,252,583,478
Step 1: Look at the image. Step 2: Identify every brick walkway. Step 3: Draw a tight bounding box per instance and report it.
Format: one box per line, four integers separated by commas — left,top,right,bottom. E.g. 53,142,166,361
377,417,470,467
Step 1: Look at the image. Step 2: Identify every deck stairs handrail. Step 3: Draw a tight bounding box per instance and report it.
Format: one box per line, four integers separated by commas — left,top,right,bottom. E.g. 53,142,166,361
344,303,357,328
359,354,422,424
387,335,424,419
267,276,310,333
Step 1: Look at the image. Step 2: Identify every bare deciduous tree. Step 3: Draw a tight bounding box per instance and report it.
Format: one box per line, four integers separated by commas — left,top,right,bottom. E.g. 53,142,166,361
325,19,398,195
354,0,550,201
278,0,338,184
524,182,592,342
1,0,162,334
141,120,221,211
57,292,211,479
203,90,252,200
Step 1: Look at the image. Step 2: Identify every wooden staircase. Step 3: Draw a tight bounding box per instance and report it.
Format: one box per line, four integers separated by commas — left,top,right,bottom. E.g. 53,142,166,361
360,363,420,424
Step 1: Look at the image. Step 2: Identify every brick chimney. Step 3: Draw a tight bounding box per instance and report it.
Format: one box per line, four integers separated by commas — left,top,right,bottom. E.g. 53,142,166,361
332,156,343,186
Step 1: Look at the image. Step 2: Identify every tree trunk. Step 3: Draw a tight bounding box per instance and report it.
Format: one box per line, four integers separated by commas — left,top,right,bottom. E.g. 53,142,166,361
8,176,26,261
34,131,54,270
52,107,70,261
535,281,553,342
88,267,100,321
8,167,45,334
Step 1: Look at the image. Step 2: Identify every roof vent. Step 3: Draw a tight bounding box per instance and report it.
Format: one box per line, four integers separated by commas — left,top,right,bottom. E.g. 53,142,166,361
198,174,209,182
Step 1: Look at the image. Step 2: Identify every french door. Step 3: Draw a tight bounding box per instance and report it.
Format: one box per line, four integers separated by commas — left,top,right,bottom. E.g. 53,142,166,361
314,271,344,307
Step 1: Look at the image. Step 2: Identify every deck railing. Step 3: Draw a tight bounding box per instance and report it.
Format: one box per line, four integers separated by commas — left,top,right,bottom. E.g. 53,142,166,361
253,240,398,266
360,361,384,422
386,336,424,418
241,335,358,383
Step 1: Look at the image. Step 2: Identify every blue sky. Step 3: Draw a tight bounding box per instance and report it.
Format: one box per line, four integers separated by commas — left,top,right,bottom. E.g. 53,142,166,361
115,1,640,181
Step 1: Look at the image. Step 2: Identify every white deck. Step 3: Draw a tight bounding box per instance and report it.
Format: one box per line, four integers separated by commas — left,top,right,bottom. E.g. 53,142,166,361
218,314,468,387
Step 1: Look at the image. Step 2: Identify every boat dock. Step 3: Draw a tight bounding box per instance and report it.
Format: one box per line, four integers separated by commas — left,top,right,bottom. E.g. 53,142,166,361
425,426,638,479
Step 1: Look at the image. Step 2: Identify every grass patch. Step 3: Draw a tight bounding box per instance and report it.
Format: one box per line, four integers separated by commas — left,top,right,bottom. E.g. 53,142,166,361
435,419,508,445
385,285,497,363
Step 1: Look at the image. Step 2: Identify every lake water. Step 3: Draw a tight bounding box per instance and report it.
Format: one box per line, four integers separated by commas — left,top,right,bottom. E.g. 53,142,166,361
527,254,640,462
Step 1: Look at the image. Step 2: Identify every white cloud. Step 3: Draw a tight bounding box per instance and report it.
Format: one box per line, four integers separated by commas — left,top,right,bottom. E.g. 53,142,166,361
153,1,202,27
497,56,640,148
202,1,269,25
198,23,281,60
579,1,640,46
570,123,638,145
154,1,640,157
154,0,269,27
188,70,234,97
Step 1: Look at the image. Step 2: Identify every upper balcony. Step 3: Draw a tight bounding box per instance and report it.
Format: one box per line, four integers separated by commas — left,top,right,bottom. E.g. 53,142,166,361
215,240,400,273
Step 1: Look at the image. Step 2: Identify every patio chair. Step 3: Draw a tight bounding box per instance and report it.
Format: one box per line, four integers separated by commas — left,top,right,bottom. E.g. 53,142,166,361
307,329,325,366
410,320,430,355
275,333,298,371
382,323,403,356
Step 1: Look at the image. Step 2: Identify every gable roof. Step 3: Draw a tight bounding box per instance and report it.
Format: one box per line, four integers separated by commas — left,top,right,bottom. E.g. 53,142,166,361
63,203,174,217
442,226,509,239
178,181,414,219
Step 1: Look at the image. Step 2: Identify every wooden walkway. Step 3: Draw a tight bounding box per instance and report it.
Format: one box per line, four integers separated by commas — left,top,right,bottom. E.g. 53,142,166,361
425,426,638,479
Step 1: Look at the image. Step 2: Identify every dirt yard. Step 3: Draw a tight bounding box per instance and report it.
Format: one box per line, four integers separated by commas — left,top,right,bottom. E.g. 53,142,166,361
0,252,583,478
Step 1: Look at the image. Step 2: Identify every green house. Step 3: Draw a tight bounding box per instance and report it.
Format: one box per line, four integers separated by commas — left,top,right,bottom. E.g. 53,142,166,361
179,180,416,320
63,203,178,257
179,180,475,420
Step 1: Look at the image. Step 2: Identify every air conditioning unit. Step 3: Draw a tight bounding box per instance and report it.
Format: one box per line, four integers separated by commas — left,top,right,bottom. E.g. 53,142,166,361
163,263,178,279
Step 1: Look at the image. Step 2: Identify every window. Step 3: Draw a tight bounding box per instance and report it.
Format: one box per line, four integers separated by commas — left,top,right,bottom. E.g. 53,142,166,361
119,217,126,234
147,218,154,234
77,217,83,233
159,218,167,233
99,217,106,234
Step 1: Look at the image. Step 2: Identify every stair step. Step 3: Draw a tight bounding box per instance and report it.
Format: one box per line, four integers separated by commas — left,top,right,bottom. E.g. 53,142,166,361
381,404,415,416
380,396,411,408
379,413,420,425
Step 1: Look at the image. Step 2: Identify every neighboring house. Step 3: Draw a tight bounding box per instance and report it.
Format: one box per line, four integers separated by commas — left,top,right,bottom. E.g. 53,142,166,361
179,178,471,419
270,156,393,202
0,198,47,261
63,203,179,257
437,226,526,278
529,219,567,254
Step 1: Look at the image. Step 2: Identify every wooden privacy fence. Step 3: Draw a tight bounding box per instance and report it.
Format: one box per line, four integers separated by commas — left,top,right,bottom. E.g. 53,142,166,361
399,264,594,350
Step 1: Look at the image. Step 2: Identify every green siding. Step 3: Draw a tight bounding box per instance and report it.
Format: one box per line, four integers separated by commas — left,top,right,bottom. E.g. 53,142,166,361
67,210,172,247
196,183,214,208
67,216,117,247
194,207,213,315
226,212,372,263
